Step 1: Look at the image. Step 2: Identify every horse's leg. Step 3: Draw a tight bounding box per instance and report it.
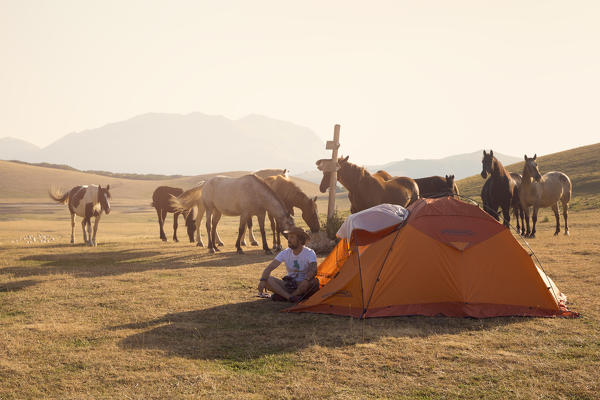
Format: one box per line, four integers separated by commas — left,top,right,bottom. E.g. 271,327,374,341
519,207,525,236
81,218,88,244
215,228,225,247
268,212,278,250
205,208,214,253
172,211,180,242
562,200,569,236
70,212,76,244
551,203,560,236
512,207,520,233
196,204,204,247
257,211,272,255
185,212,195,243
502,202,510,228
523,205,531,237
91,215,101,246
235,214,248,254
530,206,538,238
210,210,222,253
247,216,259,246
158,208,167,241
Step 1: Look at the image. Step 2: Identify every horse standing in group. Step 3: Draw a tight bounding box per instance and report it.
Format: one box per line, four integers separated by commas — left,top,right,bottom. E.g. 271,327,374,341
317,156,419,214
375,170,459,197
190,175,295,254
480,150,516,228
151,186,196,243
49,184,112,246
263,174,320,251
520,154,572,238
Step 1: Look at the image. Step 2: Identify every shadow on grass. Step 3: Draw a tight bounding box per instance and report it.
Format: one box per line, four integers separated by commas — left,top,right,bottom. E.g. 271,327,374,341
111,300,525,361
4,247,273,278
0,279,41,292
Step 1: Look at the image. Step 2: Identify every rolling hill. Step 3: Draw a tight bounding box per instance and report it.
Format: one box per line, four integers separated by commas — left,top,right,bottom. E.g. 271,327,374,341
0,160,321,204
456,142,600,211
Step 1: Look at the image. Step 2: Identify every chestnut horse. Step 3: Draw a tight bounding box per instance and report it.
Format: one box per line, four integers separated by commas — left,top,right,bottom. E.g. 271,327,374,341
317,156,419,213
480,150,515,228
520,154,572,238
263,174,320,250
49,184,111,246
202,175,295,254
151,186,195,243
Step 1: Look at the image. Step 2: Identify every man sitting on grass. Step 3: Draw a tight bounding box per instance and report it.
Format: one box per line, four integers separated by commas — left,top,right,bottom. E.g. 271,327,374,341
257,226,319,303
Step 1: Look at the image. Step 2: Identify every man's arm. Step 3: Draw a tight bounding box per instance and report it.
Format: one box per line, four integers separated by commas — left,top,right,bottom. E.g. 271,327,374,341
257,259,281,294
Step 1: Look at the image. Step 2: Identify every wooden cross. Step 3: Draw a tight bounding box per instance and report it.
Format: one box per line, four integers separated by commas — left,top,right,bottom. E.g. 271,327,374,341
317,124,341,221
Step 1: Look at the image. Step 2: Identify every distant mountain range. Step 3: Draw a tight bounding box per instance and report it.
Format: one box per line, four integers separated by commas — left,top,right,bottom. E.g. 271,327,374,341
0,113,328,175
1,112,520,180
295,151,522,184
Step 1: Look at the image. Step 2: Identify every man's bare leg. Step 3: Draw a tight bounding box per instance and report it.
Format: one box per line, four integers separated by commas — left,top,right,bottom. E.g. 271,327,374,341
265,277,292,300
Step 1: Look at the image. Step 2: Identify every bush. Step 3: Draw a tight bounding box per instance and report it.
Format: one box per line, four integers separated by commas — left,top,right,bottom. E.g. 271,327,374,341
324,209,345,240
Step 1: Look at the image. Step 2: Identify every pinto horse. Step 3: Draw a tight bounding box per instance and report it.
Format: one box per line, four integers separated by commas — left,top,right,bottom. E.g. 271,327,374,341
263,174,320,251
151,186,195,242
520,154,572,238
202,175,295,254
49,184,111,246
317,156,419,213
480,150,516,228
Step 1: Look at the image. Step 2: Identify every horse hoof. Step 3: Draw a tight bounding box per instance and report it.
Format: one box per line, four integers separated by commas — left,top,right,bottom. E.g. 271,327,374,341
173,238,179,243
196,242,204,247
251,241,259,247
217,242,224,247
565,231,570,236
161,238,167,242
264,249,273,255
554,232,559,236
208,248,215,254
241,240,247,246
237,249,245,255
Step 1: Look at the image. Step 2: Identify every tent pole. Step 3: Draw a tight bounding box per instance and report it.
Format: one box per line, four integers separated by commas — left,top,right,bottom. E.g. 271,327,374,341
354,232,366,319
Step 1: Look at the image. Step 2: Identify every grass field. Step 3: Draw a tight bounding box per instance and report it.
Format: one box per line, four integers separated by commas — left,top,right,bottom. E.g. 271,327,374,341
1,192,599,399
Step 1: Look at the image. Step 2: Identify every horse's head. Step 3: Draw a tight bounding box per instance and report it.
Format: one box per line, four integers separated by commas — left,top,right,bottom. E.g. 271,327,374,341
481,150,494,179
302,196,320,233
445,175,455,193
98,184,111,214
523,154,542,182
316,158,342,193
276,213,296,234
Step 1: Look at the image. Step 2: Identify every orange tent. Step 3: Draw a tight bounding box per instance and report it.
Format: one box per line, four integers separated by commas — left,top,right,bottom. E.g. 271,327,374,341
287,197,577,318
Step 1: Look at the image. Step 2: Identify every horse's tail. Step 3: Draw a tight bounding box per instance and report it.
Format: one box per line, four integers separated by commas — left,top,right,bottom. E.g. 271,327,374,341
169,182,205,212
559,173,572,203
48,186,69,204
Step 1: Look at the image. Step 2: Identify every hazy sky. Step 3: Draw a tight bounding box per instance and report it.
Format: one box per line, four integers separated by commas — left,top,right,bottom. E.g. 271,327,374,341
1,1,598,165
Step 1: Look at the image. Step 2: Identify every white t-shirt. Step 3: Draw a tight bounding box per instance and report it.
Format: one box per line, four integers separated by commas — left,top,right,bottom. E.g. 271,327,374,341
275,247,317,282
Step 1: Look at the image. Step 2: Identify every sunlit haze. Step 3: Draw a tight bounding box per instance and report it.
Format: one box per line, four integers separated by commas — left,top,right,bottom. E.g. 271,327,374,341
1,1,599,166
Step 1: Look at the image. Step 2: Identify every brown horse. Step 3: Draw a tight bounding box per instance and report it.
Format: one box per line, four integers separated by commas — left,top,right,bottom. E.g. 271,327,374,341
49,184,111,246
263,174,320,250
520,154,572,238
375,170,459,198
480,150,516,228
317,156,419,213
202,175,295,254
151,186,195,242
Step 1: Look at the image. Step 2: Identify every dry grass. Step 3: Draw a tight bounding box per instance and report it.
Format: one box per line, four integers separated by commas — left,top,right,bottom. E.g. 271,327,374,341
1,192,599,399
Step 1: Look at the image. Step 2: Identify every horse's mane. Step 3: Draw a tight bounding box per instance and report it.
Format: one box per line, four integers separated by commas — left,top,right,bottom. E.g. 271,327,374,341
341,160,374,185
249,174,288,212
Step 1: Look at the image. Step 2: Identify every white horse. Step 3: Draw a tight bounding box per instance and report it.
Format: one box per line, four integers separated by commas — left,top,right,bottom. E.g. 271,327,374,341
49,185,112,246
520,155,572,238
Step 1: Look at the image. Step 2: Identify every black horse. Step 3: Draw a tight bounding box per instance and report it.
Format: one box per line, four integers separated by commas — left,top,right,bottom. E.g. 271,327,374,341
480,150,516,228
151,186,195,242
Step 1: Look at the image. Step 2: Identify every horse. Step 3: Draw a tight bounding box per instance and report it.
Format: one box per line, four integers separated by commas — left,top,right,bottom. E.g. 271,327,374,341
48,184,111,246
150,186,195,242
202,175,295,254
376,169,459,198
520,154,572,238
317,156,419,213
480,150,516,228
263,174,320,251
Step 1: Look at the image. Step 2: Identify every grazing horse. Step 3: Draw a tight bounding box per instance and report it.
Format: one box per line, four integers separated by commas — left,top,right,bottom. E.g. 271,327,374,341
263,174,320,251
151,186,195,242
509,173,525,235
480,150,515,228
49,184,111,246
202,175,295,254
520,154,572,238
317,156,419,213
